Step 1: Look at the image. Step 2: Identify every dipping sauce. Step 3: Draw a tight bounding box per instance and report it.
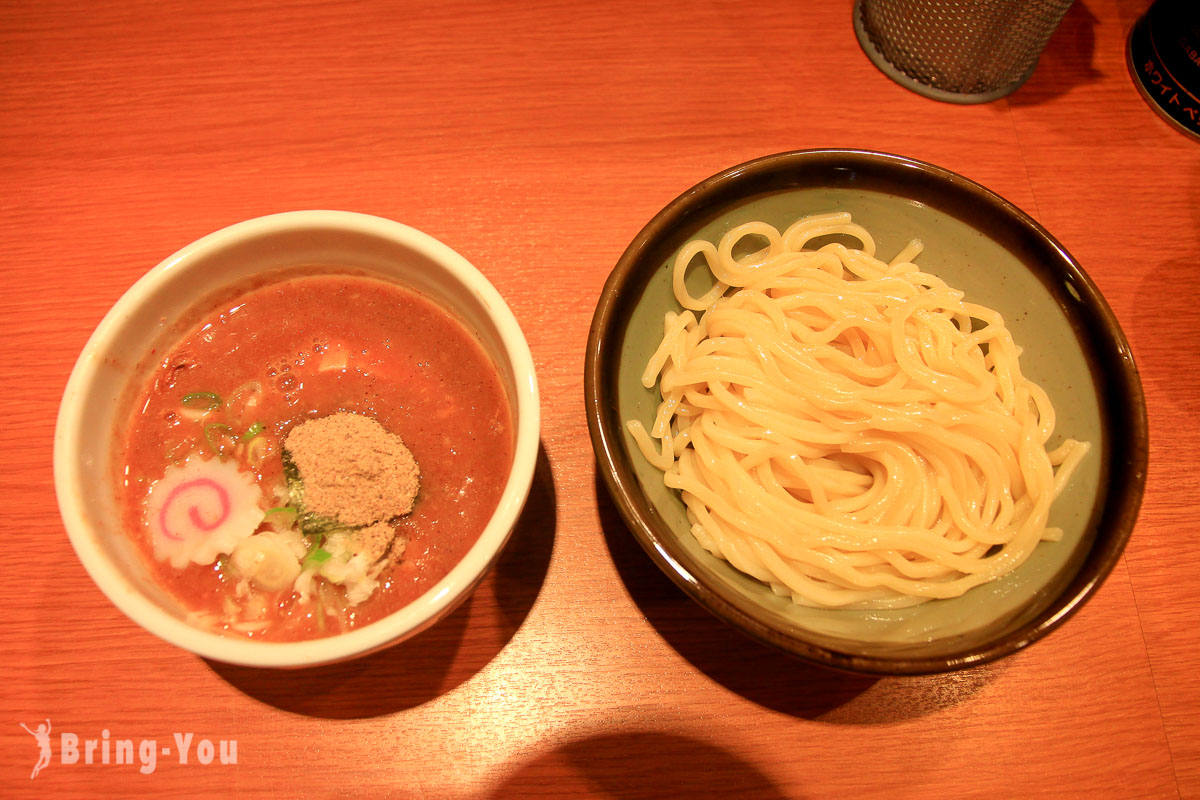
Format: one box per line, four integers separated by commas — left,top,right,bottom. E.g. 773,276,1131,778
117,271,513,640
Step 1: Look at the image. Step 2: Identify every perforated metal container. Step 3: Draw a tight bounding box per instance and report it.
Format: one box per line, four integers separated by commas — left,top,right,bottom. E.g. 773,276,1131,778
854,0,1074,103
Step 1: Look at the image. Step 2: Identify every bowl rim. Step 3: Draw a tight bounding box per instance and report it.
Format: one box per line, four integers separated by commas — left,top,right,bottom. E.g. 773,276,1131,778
584,148,1148,675
54,209,541,668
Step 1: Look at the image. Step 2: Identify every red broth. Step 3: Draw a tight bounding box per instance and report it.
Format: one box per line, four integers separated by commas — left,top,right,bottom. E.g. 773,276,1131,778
117,271,513,641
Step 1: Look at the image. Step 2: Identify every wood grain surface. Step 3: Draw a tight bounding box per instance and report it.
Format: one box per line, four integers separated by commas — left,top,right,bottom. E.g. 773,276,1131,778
1,0,1195,797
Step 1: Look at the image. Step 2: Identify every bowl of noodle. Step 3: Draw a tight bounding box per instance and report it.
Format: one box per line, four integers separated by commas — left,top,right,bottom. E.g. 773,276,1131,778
585,149,1147,674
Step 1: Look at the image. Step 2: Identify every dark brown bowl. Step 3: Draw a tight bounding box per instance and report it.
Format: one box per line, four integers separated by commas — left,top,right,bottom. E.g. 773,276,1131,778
584,149,1147,675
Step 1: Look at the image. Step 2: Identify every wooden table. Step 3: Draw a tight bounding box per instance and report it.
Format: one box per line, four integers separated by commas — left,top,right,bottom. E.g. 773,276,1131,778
2,1,1195,797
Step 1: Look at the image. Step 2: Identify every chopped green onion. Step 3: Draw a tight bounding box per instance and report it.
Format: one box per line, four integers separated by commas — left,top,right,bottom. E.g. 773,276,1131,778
306,548,332,564
181,391,222,411
242,422,265,441
204,422,233,454
264,505,298,517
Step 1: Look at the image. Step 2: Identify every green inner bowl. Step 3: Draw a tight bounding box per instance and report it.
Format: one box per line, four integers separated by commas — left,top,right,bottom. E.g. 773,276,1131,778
586,150,1147,674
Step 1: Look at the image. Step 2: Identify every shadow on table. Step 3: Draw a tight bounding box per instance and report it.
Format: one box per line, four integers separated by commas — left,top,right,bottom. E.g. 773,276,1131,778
1130,257,1200,418
490,731,794,799
1009,0,1102,107
595,472,1000,723
206,443,558,719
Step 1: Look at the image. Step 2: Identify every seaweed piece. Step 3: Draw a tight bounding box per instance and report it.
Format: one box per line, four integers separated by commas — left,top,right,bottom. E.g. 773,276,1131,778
296,512,347,538
281,444,352,539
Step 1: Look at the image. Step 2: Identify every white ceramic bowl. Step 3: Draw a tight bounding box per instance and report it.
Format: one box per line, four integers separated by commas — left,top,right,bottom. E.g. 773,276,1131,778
55,211,540,668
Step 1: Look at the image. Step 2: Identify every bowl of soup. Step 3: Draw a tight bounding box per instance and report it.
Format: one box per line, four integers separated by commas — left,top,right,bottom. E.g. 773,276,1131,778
56,210,540,668
585,149,1147,674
